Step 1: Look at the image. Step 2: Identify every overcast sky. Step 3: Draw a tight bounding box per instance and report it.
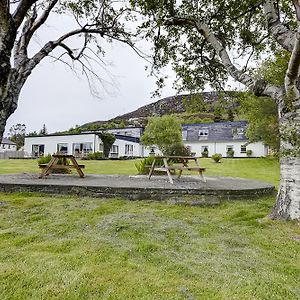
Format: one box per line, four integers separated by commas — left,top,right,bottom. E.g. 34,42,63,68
5,43,177,135
4,11,243,136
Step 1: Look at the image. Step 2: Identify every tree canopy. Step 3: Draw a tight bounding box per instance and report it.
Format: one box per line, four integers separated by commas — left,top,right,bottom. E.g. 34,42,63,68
0,0,141,140
130,0,300,220
141,115,182,154
8,123,26,150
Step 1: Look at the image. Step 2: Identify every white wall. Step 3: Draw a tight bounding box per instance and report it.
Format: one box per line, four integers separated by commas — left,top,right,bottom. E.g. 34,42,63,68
184,141,268,157
24,134,146,158
24,134,97,156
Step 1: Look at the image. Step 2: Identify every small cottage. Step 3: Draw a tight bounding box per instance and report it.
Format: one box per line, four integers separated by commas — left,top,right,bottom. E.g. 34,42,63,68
0,138,17,152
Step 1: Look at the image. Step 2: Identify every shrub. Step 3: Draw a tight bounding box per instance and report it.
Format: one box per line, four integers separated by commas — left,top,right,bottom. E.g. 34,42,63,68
135,156,164,175
37,154,52,164
86,151,103,160
212,153,222,163
164,143,191,157
227,149,234,157
37,154,71,173
246,149,253,157
201,148,209,158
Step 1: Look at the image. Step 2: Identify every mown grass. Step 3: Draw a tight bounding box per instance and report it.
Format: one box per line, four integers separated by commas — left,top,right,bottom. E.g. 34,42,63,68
0,157,279,187
0,193,299,299
1,157,296,299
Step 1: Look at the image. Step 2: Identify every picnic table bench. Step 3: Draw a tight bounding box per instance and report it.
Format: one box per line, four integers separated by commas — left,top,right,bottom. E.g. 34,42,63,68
148,156,206,184
39,154,85,178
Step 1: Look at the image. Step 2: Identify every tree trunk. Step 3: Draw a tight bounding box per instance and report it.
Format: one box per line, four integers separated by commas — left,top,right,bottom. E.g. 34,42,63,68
0,70,20,140
271,156,300,220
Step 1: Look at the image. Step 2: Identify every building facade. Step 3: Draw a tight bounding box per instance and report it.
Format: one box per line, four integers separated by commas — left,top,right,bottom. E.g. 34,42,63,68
24,122,268,159
24,130,149,158
182,121,268,157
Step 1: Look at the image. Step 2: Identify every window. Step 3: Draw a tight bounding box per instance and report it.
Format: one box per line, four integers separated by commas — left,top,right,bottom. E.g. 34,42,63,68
240,145,247,153
110,145,119,158
57,143,68,154
125,144,133,156
72,143,93,157
32,144,45,157
182,130,187,141
198,128,209,138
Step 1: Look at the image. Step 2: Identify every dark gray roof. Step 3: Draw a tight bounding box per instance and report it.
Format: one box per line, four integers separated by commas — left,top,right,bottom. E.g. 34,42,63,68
182,121,248,142
1,138,16,145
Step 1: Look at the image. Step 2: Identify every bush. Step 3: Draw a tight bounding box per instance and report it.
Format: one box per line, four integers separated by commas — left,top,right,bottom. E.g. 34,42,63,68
135,156,164,175
201,149,209,158
86,151,103,160
246,149,253,157
37,154,52,164
227,149,234,157
164,143,191,157
37,154,71,173
212,153,222,163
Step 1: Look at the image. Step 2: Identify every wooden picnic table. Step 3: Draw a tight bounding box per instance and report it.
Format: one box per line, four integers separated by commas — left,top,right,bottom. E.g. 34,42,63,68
39,154,85,178
148,156,206,184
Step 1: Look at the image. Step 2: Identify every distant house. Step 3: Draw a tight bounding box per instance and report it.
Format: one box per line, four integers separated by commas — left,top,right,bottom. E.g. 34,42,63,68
0,138,17,152
24,128,149,158
182,121,268,157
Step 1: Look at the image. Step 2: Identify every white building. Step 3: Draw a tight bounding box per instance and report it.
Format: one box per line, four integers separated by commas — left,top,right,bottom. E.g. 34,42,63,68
24,122,268,159
182,121,268,157
24,130,149,158
0,138,17,152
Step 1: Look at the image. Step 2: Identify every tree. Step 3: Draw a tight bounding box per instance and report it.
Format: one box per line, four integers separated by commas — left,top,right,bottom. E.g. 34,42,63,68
0,1,139,141
130,0,300,220
239,93,280,153
8,123,26,149
39,124,48,135
141,115,182,154
98,132,116,158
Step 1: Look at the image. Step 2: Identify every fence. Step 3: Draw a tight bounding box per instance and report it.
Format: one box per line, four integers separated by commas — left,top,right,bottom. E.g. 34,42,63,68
0,151,25,159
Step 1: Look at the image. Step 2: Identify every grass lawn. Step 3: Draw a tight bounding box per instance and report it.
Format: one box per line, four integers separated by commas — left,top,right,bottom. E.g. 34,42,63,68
0,194,299,299
0,157,279,186
1,157,298,299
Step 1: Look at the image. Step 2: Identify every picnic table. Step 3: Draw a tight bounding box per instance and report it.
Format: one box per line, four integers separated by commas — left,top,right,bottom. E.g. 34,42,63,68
39,154,85,178
148,156,206,184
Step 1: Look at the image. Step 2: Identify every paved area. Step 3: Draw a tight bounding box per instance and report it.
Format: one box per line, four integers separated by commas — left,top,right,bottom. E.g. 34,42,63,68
0,173,275,200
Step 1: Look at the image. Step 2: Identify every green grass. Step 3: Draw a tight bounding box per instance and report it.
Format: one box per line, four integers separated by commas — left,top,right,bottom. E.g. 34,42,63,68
0,157,280,187
0,193,299,299
1,157,295,299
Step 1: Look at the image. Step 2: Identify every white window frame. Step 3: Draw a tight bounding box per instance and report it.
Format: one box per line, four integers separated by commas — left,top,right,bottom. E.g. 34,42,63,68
125,144,133,156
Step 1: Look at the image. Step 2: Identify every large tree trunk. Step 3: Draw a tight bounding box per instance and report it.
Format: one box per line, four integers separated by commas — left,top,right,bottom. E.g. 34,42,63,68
271,156,300,220
271,104,300,220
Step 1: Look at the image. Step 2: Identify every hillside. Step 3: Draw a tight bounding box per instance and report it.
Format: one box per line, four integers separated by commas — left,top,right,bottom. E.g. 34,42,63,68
81,91,240,129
